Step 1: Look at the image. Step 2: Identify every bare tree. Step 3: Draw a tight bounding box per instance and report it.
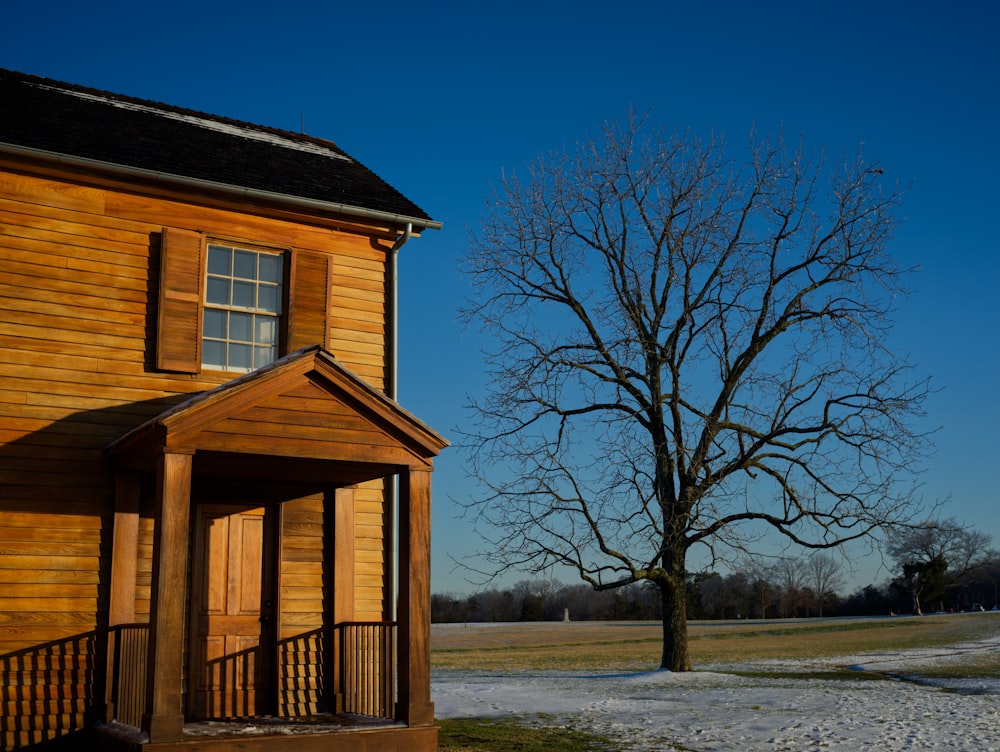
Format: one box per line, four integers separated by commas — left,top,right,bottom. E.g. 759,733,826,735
806,553,844,617
460,114,931,670
773,558,808,617
739,558,776,619
887,517,995,614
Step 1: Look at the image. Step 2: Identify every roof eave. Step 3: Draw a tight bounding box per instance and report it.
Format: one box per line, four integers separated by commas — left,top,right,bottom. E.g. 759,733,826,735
0,141,443,232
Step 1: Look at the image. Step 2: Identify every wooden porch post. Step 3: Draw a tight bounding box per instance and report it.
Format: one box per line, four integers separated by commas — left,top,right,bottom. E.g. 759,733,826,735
396,468,434,726
142,451,192,742
104,472,140,721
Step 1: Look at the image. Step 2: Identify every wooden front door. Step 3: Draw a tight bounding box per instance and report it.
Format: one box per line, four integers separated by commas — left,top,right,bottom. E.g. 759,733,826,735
188,505,276,719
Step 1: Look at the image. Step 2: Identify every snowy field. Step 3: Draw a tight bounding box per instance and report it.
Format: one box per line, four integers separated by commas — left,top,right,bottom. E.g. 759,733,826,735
432,623,1000,751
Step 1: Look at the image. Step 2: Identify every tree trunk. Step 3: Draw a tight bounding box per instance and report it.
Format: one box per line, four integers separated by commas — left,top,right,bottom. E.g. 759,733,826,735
658,575,691,671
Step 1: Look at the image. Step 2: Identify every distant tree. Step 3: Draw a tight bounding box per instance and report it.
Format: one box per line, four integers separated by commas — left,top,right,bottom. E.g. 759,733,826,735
431,593,463,623
478,589,518,622
739,558,776,619
772,558,808,617
513,578,563,620
519,592,545,621
693,573,726,619
686,572,713,619
461,113,931,670
562,583,599,620
694,571,754,620
907,555,947,614
887,517,995,614
806,554,844,617
724,573,754,619
839,583,896,616
972,560,1000,609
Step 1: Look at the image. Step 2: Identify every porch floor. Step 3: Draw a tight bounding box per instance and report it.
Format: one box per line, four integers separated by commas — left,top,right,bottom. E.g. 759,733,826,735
97,713,405,749
184,713,405,741
183,713,403,738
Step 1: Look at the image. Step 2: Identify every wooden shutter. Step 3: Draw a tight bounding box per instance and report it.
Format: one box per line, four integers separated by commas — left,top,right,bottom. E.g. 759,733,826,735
287,250,331,351
156,228,204,372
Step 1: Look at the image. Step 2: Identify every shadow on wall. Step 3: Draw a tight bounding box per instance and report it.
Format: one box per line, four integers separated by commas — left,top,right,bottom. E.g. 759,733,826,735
0,396,184,750
0,631,102,750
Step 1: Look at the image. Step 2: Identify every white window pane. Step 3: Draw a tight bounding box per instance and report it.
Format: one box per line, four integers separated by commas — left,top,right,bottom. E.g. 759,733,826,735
203,340,226,369
255,345,277,368
230,312,252,342
203,309,227,339
229,343,252,371
206,277,230,305
233,250,257,280
259,254,282,283
233,280,255,308
258,285,280,313
255,315,277,345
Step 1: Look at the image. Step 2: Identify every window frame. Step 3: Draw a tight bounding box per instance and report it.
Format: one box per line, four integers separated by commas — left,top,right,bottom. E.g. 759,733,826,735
201,240,288,374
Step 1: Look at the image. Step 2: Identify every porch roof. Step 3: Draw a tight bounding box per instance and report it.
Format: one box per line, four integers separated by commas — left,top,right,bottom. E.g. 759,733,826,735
105,346,448,485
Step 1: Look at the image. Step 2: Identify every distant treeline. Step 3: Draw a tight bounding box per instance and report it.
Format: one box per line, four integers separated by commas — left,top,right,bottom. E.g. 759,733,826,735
433,568,1000,623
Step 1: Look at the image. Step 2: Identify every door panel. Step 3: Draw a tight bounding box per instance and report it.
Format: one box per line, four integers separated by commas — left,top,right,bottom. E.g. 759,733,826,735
189,506,274,719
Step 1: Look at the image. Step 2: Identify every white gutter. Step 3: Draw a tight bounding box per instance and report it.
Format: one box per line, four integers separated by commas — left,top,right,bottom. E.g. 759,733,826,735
0,142,444,232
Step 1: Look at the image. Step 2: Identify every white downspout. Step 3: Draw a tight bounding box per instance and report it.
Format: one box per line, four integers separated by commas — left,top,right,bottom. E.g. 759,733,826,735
389,222,412,398
388,223,412,622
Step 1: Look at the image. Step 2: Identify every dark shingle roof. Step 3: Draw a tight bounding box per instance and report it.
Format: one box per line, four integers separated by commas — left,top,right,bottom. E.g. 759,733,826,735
0,68,437,227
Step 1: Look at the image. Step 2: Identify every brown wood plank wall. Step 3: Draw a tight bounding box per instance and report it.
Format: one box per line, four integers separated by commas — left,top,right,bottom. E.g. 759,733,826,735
0,165,391,745
276,485,387,716
278,497,326,716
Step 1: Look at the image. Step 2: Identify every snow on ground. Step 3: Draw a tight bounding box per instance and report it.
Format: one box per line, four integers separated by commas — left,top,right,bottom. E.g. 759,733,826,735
432,631,1000,751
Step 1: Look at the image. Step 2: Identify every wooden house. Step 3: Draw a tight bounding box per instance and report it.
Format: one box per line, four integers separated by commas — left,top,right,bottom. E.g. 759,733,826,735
0,68,447,751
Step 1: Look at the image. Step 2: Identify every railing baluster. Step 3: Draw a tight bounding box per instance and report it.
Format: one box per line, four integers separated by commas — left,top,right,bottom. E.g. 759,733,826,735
336,621,397,719
108,624,149,729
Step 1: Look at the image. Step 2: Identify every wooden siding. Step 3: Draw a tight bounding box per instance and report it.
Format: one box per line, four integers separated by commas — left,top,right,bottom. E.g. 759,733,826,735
276,486,388,717
278,497,326,716
0,163,393,747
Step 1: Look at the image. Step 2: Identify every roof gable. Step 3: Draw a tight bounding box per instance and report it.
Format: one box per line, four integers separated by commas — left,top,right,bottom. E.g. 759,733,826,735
0,68,438,227
107,347,448,477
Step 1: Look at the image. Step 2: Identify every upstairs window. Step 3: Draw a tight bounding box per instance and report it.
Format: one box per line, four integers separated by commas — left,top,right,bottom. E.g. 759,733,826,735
202,243,284,372
157,228,332,375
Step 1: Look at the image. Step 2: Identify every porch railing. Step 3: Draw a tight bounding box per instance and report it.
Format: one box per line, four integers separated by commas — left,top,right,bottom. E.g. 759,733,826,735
337,621,397,719
107,623,149,729
107,621,398,725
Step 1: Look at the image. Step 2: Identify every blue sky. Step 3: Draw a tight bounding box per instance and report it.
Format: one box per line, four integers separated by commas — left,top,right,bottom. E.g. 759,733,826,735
4,1,998,594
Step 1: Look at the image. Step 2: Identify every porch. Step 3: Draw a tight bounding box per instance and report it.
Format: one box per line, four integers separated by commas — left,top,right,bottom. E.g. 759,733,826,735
101,348,447,751
99,622,439,752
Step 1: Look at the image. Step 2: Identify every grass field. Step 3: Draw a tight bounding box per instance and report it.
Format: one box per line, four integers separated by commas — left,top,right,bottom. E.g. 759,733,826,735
432,612,1000,671
433,613,1000,750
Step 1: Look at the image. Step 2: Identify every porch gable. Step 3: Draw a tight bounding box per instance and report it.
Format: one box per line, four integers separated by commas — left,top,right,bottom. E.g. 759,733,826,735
107,346,448,474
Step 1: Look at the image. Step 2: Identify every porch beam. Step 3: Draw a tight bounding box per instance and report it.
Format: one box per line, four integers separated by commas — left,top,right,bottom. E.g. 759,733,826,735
142,451,193,742
396,468,434,726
